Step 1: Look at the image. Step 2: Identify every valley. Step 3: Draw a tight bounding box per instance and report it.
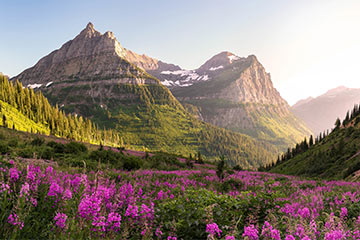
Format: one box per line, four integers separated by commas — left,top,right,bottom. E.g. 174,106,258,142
1,3,360,237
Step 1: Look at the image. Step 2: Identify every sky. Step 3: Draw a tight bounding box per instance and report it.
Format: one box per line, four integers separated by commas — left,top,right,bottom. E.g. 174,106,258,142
0,0,359,105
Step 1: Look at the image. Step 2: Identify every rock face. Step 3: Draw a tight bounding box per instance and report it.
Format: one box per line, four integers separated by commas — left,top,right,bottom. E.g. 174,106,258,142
13,22,157,88
11,22,183,121
292,86,360,134
167,52,312,149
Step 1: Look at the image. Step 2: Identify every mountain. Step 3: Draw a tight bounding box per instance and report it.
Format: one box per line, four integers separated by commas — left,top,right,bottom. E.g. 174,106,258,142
11,23,277,168
270,104,360,180
292,86,360,134
165,53,312,150
116,47,312,150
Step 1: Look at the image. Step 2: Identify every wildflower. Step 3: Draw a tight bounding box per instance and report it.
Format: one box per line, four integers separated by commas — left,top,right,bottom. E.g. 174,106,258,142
125,204,139,218
63,189,72,200
19,182,30,197
9,167,19,182
225,236,235,240
54,212,67,229
8,213,24,229
155,227,163,237
243,225,259,240
206,223,222,238
78,194,102,219
285,235,295,240
324,230,347,240
48,182,62,196
107,212,121,231
299,207,310,219
261,221,281,240
30,197,37,207
340,207,347,219
92,216,106,232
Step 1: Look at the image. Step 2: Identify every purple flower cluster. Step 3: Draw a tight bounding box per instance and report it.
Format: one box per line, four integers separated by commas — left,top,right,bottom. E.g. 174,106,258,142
206,223,222,238
1,162,360,239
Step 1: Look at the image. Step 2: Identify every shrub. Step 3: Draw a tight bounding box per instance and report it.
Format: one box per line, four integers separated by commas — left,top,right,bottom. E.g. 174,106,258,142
64,142,87,154
0,142,9,154
47,141,65,154
123,158,141,171
31,136,45,146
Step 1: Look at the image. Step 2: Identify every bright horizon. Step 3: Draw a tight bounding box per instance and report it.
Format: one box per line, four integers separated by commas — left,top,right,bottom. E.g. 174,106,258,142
1,0,359,105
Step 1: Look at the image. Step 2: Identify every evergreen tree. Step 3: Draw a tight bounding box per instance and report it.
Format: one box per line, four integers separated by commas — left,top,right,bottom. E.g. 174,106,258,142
2,115,6,127
335,118,341,129
309,135,314,147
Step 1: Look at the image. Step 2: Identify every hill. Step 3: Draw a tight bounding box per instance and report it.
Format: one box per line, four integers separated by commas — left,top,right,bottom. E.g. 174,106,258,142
0,74,121,146
270,104,360,180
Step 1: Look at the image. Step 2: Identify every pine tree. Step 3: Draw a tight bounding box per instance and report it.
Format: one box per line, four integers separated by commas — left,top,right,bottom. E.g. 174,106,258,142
309,135,314,147
335,118,341,129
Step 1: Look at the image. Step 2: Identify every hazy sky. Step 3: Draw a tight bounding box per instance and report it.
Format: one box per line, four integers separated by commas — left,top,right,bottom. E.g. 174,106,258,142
1,0,359,104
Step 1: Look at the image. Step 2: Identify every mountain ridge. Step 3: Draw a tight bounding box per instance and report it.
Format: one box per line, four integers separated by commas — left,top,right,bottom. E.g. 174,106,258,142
292,86,360,134
11,23,278,168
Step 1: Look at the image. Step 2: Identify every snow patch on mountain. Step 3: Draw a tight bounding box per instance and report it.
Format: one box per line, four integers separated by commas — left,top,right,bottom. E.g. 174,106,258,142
228,55,240,63
27,83,42,89
209,65,224,71
161,80,174,87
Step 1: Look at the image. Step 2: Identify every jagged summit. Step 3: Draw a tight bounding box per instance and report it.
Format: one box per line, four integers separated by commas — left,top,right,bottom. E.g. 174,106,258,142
12,22,155,87
77,22,101,39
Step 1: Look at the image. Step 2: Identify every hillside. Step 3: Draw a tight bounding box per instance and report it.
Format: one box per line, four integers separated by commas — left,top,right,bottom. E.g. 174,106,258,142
0,74,121,146
292,86,360,134
270,104,360,180
11,23,277,168
170,54,312,150
122,49,312,150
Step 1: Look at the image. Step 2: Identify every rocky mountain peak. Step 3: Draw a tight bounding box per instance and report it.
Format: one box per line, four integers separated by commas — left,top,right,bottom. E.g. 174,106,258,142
11,22,154,87
77,22,101,39
198,51,243,71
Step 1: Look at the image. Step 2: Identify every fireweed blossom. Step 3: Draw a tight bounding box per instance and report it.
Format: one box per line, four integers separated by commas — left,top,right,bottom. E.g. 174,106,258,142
19,182,30,197
261,221,281,240
54,212,67,229
9,167,19,182
78,194,102,219
8,213,24,229
206,223,222,238
1,164,360,238
243,225,259,240
125,204,139,218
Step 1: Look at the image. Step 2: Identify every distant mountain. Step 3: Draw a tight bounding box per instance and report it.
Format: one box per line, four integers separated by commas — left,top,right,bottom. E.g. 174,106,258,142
270,104,360,180
292,86,360,134
11,23,277,168
162,53,312,150
118,47,312,150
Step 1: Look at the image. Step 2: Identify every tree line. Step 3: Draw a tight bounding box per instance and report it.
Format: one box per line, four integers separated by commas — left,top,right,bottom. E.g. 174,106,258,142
263,103,360,171
0,75,122,146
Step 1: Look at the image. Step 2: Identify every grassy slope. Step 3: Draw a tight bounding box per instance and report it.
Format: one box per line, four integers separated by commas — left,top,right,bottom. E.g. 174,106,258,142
270,119,360,180
0,100,49,134
43,82,277,169
181,99,311,151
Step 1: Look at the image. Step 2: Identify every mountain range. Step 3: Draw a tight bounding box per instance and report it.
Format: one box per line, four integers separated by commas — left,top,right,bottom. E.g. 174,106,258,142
11,22,312,167
292,86,360,134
